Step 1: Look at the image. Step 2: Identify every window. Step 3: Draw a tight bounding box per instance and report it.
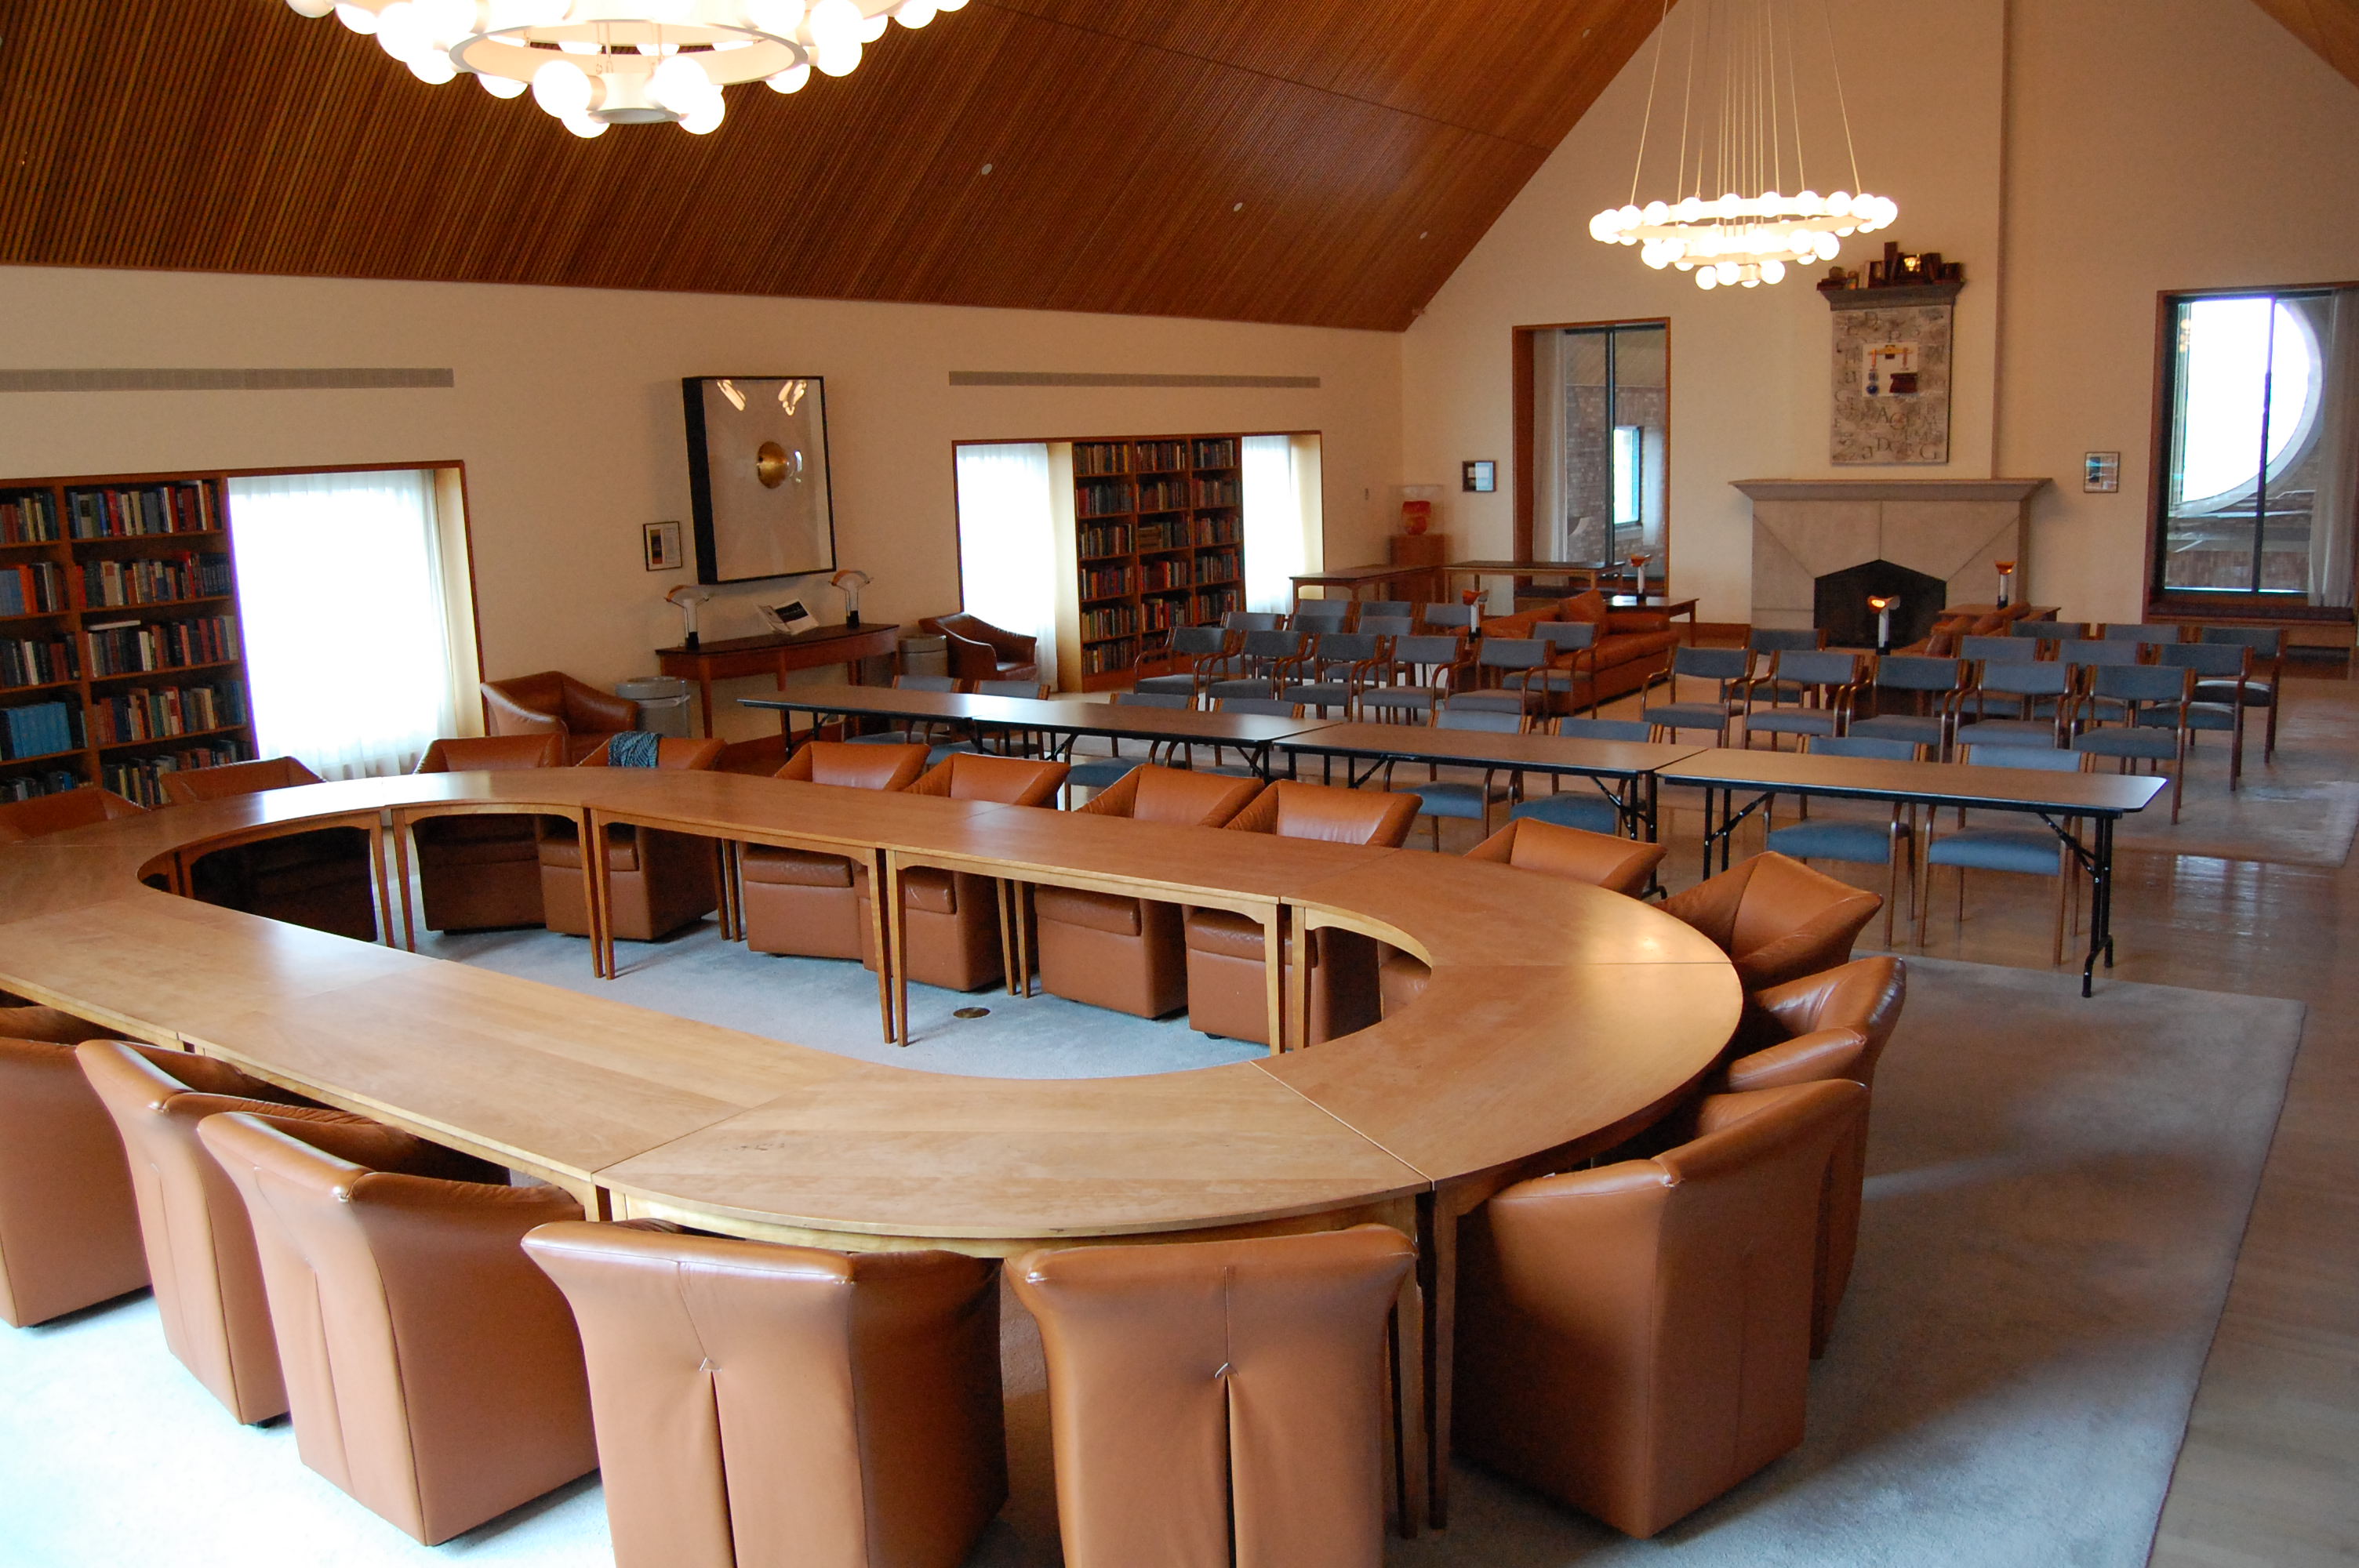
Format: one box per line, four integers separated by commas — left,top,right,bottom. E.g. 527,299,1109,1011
1612,425,1645,528
953,443,1060,688
2154,288,2359,607
1241,434,1322,615
1527,321,1668,584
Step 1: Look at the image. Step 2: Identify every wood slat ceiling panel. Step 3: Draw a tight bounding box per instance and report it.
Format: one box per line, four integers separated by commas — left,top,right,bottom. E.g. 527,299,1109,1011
0,0,1669,329
2250,0,2359,85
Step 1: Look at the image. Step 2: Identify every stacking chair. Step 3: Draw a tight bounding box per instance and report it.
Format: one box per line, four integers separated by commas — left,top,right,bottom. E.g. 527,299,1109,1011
0,1033,147,1327
1183,782,1419,1047
1518,621,1601,715
1846,655,1967,756
523,1221,1007,1568
1035,767,1263,1018
1359,600,1414,622
2006,619,2081,643
1743,649,1867,750
1448,637,1552,718
1957,634,2041,665
1132,624,1236,705
1278,631,1390,717
1223,611,1286,633
1455,1080,1865,1537
2200,625,2286,758
2056,639,2150,681
2070,662,2194,822
1658,851,1883,992
482,670,639,764
1354,614,1416,641
0,785,142,843
845,673,965,748
1081,689,1196,779
856,755,1069,993
1419,601,1481,635
2157,641,2252,788
407,734,564,934
165,756,379,942
939,678,1053,764
1289,599,1354,633
1765,735,1921,946
1358,634,1472,725
1639,645,1754,746
538,736,726,942
1011,1227,1416,1568
1383,706,1526,849
1923,745,2089,962
197,1111,595,1544
1743,627,1826,703
1951,659,2073,751
2099,622,2187,648
740,742,930,962
1202,629,1310,702
1507,717,1653,835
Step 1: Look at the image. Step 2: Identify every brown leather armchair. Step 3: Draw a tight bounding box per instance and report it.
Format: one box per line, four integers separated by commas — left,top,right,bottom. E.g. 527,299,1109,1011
523,1220,1006,1568
0,786,143,843
77,1039,389,1422
1034,767,1264,1018
538,735,726,942
919,613,1041,684
1379,818,1669,1016
1455,1079,1865,1538
0,1034,147,1327
1658,851,1884,993
197,1109,594,1544
164,756,378,942
854,754,1070,993
482,670,641,764
1011,1225,1415,1568
1182,782,1419,1047
741,742,931,962
408,735,565,933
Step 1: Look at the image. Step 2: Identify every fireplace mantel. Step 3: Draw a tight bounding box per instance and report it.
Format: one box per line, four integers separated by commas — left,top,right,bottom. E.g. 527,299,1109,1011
1736,477,2052,634
1732,478,2050,504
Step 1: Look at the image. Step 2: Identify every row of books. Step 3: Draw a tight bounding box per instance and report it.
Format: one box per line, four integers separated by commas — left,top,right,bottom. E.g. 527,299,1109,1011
1195,587,1241,622
1193,516,1241,547
1,561,67,616
1137,520,1187,552
1081,564,1136,601
1134,441,1190,472
1,768,82,802
104,741,248,808
1139,479,1191,511
1078,523,1130,560
1081,639,1137,677
1195,552,1239,586
85,615,241,677
1,699,80,760
1140,596,1186,633
1074,442,1129,477
89,682,249,746
84,552,234,608
2,635,78,689
67,483,221,539
1077,480,1133,518
1194,479,1241,507
1194,439,1239,469
1081,605,1138,642
1140,557,1191,592
0,491,62,544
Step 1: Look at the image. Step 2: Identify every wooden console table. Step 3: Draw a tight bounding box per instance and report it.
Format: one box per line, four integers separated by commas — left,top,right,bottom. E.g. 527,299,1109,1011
656,622,901,737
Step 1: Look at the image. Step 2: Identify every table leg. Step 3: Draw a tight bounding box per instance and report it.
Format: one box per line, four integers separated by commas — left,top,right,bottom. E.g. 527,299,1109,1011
867,850,896,1043
718,840,741,942
700,679,716,740
392,813,417,951
1020,884,1036,997
2083,815,2117,997
587,810,614,980
1263,904,1287,1055
1286,911,1311,1053
997,879,1019,997
886,852,909,1046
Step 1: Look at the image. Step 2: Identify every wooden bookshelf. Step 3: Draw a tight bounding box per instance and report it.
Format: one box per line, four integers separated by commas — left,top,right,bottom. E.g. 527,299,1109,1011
1,473,258,806
1067,434,1245,692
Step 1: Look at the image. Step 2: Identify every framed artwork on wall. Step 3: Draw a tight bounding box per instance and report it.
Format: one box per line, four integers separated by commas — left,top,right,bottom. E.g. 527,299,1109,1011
2084,452,2121,492
1463,459,1497,493
642,520,682,572
682,376,838,584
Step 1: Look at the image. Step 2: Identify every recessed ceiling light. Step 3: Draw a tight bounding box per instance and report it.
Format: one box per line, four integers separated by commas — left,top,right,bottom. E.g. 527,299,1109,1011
1233,202,1245,212
980,162,993,174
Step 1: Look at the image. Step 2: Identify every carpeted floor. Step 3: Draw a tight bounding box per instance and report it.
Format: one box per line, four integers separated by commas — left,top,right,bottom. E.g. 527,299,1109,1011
0,953,2299,1567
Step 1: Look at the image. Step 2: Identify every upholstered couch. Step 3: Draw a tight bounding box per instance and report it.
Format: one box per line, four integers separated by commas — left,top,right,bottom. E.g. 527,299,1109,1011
1903,601,2046,656
1478,590,1682,713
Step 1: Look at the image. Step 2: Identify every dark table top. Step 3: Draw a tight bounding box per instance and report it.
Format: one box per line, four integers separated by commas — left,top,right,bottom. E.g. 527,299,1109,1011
741,684,1344,746
1276,722,1707,779
1659,748,2168,816
658,622,897,658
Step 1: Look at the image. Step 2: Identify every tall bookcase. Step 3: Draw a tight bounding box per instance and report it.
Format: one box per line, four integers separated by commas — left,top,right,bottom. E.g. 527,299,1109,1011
1069,434,1244,692
1,473,256,806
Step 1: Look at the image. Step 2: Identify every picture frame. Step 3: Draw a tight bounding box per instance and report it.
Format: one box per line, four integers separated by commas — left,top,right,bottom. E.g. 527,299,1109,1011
2084,452,2121,493
682,375,839,584
1463,459,1497,494
642,520,683,572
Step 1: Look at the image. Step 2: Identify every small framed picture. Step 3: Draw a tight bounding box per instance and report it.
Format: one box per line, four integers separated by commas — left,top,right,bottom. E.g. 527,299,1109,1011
644,520,684,572
2083,452,2121,493
1463,459,1497,494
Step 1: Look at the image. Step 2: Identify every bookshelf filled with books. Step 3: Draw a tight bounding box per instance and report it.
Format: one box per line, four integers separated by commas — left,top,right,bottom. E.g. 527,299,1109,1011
0,474,257,805
1066,434,1245,691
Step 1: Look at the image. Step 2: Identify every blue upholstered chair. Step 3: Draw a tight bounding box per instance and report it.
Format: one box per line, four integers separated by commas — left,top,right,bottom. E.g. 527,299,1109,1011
1360,634,1472,724
2198,625,2285,759
1289,599,1354,633
1921,744,2088,962
1848,655,1968,755
1222,611,1285,633
1132,624,1234,704
845,672,962,749
2071,662,2194,822
1358,600,1414,622
2154,641,2251,789
1202,629,1310,702
1953,660,2073,750
1641,644,1754,746
1386,706,1527,849
1762,735,1921,946
2007,619,2081,641
1508,717,1654,834
1355,614,1415,641
1450,637,1553,719
1743,649,1868,750
1959,634,2041,665
1278,631,1390,717
2097,623,2186,648
1420,601,1481,635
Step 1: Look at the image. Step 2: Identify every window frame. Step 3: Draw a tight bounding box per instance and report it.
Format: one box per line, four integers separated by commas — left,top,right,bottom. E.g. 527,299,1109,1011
1512,318,1673,591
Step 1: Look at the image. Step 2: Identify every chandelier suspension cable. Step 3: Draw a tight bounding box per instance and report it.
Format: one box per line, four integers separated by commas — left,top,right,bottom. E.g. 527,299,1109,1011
1630,0,1675,209
1819,0,1865,197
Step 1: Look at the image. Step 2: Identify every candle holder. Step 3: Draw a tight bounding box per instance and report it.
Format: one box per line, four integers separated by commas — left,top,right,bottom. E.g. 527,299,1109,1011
1625,551,1654,601
1994,559,2016,610
1866,594,1899,655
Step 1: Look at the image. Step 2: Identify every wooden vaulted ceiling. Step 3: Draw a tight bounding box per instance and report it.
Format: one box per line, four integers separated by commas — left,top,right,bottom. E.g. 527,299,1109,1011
0,0,1667,332
2250,0,2359,87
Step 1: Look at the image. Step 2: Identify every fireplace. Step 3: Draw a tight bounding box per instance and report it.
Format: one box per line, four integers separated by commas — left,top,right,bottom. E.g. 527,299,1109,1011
1815,559,1945,648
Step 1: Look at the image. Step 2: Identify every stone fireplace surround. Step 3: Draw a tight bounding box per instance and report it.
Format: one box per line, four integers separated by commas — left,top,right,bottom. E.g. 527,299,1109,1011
1735,478,2048,641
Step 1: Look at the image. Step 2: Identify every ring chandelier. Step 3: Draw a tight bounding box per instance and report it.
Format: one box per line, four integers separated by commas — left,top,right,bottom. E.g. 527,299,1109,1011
281,0,965,138
1590,0,1896,292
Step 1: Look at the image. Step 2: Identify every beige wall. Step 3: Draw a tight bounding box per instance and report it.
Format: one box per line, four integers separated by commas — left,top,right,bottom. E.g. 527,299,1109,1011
0,268,1401,739
1401,0,2359,626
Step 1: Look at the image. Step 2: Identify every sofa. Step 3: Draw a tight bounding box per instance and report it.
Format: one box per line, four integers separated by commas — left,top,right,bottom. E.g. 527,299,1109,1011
1477,590,1681,713
1903,601,2046,656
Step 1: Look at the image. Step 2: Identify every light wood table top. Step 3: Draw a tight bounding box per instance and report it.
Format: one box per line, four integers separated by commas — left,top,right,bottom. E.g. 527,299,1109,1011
1660,748,2168,815
743,683,1343,750
1279,722,1707,779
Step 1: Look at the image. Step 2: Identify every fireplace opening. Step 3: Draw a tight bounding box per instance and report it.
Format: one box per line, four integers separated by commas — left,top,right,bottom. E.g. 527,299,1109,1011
1814,560,1946,648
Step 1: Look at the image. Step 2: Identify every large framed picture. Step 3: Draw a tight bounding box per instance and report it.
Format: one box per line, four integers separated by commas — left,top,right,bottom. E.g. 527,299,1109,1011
682,376,838,584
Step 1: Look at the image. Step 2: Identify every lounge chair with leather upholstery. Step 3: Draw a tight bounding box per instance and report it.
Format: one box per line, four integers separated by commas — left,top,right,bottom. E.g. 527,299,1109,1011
523,1220,1006,1568
1657,851,1883,993
0,786,143,844
481,670,641,764
919,613,1041,684
197,1110,594,1544
164,756,378,942
1182,782,1419,1047
1455,1079,1865,1537
1034,766,1263,1018
740,741,931,961
537,735,726,942
1012,1226,1416,1568
0,1032,147,1327
407,734,565,933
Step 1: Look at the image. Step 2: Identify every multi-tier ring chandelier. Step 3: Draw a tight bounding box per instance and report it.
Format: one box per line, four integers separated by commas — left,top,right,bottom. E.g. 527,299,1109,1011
1589,0,1896,292
281,0,965,137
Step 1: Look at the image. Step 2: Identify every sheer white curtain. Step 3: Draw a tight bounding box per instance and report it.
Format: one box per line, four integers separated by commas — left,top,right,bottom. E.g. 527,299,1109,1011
2310,288,2359,609
953,443,1060,688
226,469,457,779
1243,434,1318,615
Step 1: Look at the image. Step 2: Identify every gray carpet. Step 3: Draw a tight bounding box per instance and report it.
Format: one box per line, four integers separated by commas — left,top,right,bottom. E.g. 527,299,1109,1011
0,956,2299,1567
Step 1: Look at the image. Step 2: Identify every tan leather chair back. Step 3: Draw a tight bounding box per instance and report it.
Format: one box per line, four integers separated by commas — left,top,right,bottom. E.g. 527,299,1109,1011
907,753,1070,805
1466,818,1666,896
414,735,563,772
578,735,725,771
1012,1225,1414,1568
482,671,641,739
1080,764,1262,826
0,787,144,843
1223,780,1419,848
195,1111,594,1545
0,1036,147,1327
1657,851,1883,991
523,1221,1006,1568
1747,956,1907,1083
161,755,323,805
777,739,930,791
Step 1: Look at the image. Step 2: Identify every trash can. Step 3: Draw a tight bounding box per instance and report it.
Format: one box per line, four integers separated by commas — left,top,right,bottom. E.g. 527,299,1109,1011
616,677,693,738
897,634,949,680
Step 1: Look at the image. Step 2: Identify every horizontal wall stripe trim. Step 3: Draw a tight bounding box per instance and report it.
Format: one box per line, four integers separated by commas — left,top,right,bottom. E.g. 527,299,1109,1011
0,368,455,392
949,372,1320,389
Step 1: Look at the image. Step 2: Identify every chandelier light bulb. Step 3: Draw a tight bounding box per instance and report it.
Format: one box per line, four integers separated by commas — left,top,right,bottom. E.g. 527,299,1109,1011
747,0,805,31
285,0,340,17
766,62,812,92
814,41,862,75
412,0,475,42
859,12,890,41
678,97,726,134
809,0,863,47
373,2,424,60
646,53,718,114
897,0,937,26
532,56,597,118
408,50,459,82
561,113,609,139
334,2,380,33
478,71,528,97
